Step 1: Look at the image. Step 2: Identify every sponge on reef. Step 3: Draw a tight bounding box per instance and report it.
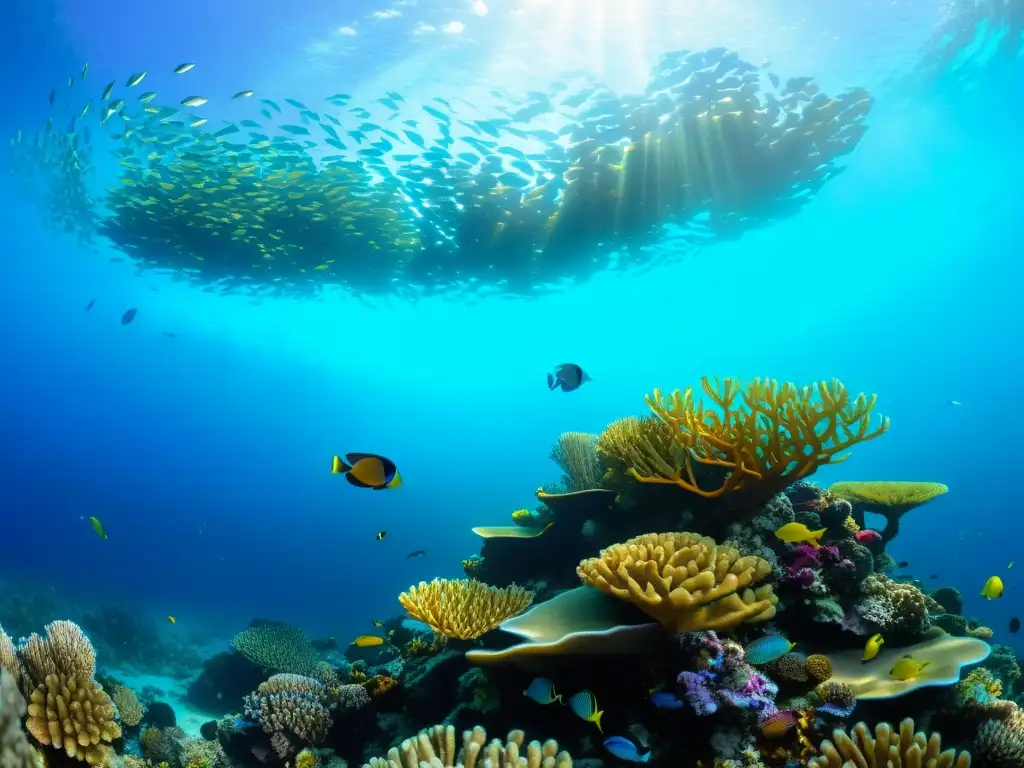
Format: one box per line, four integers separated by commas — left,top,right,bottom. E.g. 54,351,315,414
360,723,572,768
576,532,777,633
399,579,534,640
807,718,971,768
630,378,889,503
829,481,948,542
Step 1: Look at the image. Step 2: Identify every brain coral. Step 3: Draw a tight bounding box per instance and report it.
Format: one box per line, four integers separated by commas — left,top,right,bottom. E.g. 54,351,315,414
398,579,534,640
360,723,572,768
576,532,777,633
232,623,320,676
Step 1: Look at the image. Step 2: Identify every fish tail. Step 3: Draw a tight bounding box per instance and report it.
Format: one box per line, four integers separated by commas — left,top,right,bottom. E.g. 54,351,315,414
812,527,827,538
547,373,556,390
555,694,563,704
593,710,604,733
332,455,350,474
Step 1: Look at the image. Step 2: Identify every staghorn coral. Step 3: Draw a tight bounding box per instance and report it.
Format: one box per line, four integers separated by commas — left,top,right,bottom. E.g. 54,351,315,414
549,433,601,492
853,575,936,637
360,723,572,768
829,481,948,543
112,685,145,727
2,668,40,768
805,655,833,684
807,718,971,768
231,622,320,676
398,579,534,640
629,378,889,503
576,532,777,633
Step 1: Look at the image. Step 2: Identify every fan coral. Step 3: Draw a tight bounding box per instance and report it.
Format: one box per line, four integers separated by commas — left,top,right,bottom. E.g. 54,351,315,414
360,723,572,768
814,682,856,719
829,481,948,543
629,378,889,502
853,575,937,636
550,432,601,491
805,655,833,684
112,685,145,727
398,579,534,640
576,532,777,632
807,718,970,768
231,622,320,676
1,669,39,768
243,674,344,758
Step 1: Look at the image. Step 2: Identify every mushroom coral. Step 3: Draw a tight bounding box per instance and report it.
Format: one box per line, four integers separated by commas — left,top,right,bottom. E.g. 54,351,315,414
829,481,949,542
576,532,777,632
628,377,889,504
399,579,534,640
807,718,971,768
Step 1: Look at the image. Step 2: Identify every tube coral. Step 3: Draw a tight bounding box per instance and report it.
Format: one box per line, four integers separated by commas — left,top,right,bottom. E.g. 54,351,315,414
576,532,777,632
398,579,534,640
630,378,889,503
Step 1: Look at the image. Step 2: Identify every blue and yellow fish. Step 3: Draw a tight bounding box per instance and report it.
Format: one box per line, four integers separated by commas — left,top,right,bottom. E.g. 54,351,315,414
523,678,562,705
332,452,402,490
744,635,796,665
568,690,604,733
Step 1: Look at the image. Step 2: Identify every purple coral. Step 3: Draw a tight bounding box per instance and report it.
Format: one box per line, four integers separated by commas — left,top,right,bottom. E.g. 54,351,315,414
676,632,779,720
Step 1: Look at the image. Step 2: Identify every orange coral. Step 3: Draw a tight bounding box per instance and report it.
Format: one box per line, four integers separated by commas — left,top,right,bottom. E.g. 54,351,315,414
629,378,889,502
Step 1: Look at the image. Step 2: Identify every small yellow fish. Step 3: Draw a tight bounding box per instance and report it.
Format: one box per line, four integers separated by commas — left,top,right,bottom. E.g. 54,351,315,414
372,620,383,628
981,575,1004,599
181,96,208,108
890,655,930,681
173,63,196,74
168,616,176,624
862,633,884,661
774,522,827,548
352,635,384,648
88,516,107,540
127,72,147,87
233,90,255,99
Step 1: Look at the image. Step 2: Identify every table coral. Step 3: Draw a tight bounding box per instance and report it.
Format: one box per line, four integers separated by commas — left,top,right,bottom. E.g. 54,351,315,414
576,532,777,632
807,718,971,768
360,723,572,768
829,481,948,543
628,377,889,503
399,579,533,640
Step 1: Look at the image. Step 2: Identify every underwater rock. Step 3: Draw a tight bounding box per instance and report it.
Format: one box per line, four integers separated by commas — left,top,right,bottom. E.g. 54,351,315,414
187,651,268,715
932,586,965,615
200,721,218,741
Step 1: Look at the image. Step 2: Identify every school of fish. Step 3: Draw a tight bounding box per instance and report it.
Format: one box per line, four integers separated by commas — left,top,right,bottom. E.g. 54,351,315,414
6,50,872,299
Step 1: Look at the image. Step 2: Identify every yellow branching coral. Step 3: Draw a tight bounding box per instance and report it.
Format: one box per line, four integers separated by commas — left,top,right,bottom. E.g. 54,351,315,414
360,724,572,768
550,432,601,492
629,378,889,502
112,684,145,727
807,718,971,768
576,532,777,633
829,481,948,542
398,579,534,640
596,416,677,478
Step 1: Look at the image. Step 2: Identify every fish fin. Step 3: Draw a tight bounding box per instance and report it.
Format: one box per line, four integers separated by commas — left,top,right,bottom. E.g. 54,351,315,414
807,538,821,549
594,710,604,733
345,472,374,489
547,373,557,389
346,452,381,464
582,371,592,382
332,455,350,474
920,661,931,669
555,694,563,704
386,472,403,489
811,527,827,538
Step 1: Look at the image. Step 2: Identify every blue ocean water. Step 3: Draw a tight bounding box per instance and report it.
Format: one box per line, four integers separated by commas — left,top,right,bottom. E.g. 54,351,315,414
0,0,1021,666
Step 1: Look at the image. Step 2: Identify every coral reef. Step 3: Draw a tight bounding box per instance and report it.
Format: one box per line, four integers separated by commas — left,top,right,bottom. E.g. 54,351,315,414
112,685,146,727
576,532,777,632
243,674,353,759
807,718,971,767
398,580,533,640
360,724,571,768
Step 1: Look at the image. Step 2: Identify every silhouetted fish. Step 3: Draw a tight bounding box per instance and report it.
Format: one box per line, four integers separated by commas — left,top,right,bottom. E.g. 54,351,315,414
1011,617,1020,634
85,299,94,312
121,308,137,325
406,549,427,558
163,332,177,337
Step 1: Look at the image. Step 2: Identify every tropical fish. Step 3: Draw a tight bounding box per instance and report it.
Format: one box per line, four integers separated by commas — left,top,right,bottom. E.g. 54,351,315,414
760,711,797,738
80,100,92,118
181,96,208,108
406,549,427,558
352,635,384,648
190,118,208,128
168,616,176,624
81,63,88,80
127,72,147,87
547,363,591,393
744,635,796,665
331,453,402,490
121,308,138,325
88,516,107,539
774,522,826,548
603,737,649,763
1010,562,1015,569
568,690,603,732
85,299,95,312
173,63,196,74
102,81,114,100
523,678,561,705
862,633,884,661
981,575,1004,599
233,90,255,99
372,620,384,628
889,655,930,681
1010,617,1020,633
649,691,683,710
376,531,387,541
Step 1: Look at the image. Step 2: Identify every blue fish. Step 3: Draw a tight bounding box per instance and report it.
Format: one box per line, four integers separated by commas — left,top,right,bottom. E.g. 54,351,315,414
744,634,795,665
547,363,591,393
603,737,650,763
649,691,684,710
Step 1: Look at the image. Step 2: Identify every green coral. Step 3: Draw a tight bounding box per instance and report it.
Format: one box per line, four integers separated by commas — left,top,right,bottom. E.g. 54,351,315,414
231,623,320,676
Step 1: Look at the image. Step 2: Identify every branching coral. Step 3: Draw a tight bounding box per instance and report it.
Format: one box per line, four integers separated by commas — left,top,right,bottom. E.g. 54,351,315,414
596,416,677,479
398,579,534,640
359,723,572,768
243,674,352,759
628,378,889,503
576,532,777,632
2,669,39,768
231,622,320,676
549,432,601,492
112,685,145,727
829,481,948,543
807,719,971,768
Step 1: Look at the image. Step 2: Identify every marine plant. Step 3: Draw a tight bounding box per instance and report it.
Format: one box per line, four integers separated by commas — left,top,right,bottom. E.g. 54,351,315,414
398,579,534,640
576,532,777,632
627,378,889,504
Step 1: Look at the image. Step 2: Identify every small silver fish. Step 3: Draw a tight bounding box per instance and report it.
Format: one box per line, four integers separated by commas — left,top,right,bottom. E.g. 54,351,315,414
181,96,208,108
190,118,208,128
232,90,255,99
126,72,147,87
173,63,196,74
80,100,91,118
102,81,114,100
138,92,157,104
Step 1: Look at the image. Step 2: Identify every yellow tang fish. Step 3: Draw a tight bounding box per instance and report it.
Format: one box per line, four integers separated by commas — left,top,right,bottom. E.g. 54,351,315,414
774,522,827,549
88,516,107,540
981,575,1004,599
862,633,884,661
890,655,930,681
352,635,385,648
